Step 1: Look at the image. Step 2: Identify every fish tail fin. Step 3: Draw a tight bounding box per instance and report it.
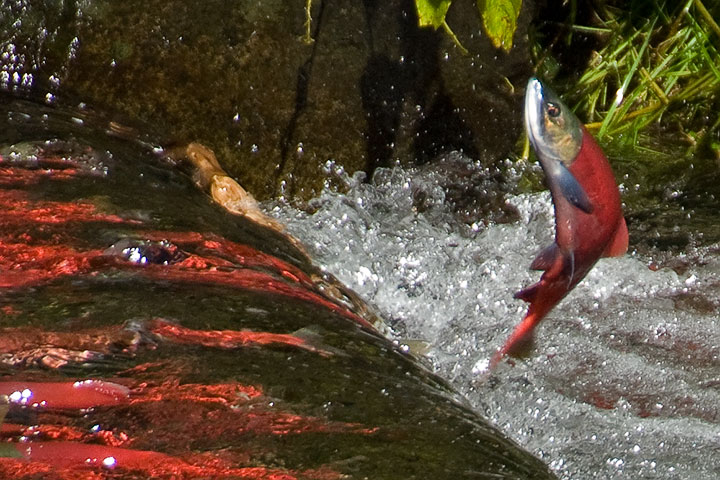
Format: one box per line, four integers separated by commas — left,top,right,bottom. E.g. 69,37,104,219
489,311,542,370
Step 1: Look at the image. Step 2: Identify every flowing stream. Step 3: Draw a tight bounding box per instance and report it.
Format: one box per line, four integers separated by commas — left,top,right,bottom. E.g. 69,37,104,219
0,97,559,479
272,153,720,479
3,1,717,476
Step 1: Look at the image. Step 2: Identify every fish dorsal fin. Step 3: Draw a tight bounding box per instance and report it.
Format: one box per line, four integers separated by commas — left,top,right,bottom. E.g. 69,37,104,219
554,162,594,214
530,244,558,271
603,217,629,257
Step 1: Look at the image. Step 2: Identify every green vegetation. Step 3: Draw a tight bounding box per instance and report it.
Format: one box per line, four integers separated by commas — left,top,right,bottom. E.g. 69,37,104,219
478,0,523,51
306,0,524,53
534,0,720,154
415,0,522,53
409,0,719,155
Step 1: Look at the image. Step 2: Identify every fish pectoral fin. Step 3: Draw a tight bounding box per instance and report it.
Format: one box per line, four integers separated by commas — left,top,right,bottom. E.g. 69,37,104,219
553,161,594,214
603,217,629,257
530,244,558,271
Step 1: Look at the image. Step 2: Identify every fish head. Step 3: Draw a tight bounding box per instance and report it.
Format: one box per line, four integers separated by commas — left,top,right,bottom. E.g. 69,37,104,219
524,77,592,213
524,77,583,165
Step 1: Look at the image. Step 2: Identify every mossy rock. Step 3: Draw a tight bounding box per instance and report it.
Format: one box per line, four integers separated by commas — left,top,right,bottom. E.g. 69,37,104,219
2,0,533,202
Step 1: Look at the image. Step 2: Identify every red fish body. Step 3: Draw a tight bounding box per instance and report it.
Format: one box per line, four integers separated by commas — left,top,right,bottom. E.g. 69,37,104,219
491,78,628,368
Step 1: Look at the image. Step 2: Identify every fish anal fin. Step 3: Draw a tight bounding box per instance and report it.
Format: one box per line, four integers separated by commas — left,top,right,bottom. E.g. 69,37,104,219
530,244,558,271
603,217,629,257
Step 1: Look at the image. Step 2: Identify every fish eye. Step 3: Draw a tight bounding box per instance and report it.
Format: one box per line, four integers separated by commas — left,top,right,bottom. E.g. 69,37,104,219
547,102,561,118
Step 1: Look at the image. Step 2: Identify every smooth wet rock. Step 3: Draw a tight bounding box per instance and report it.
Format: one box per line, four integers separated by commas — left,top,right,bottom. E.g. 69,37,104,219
0,96,556,478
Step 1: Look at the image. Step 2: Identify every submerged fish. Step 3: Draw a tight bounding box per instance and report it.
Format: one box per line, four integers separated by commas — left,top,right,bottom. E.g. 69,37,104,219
491,77,629,368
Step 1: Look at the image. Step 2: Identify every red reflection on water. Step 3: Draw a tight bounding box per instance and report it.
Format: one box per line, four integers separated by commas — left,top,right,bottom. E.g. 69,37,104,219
0,378,263,411
124,379,377,436
130,380,264,405
0,242,100,288
0,165,369,327
0,423,128,446
1,305,20,315
142,231,315,286
0,189,128,226
0,445,343,479
0,150,373,479
0,319,330,372
148,318,331,355
0,380,130,409
0,166,81,187
130,232,373,328
133,263,371,328
0,377,371,477
0,179,134,288
0,325,135,357
122,381,379,455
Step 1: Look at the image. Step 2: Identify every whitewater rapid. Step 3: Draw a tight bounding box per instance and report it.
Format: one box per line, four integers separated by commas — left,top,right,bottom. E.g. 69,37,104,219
271,157,720,479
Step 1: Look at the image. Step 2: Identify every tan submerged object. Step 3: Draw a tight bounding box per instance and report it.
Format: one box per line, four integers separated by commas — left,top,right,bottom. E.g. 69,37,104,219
180,143,283,229
166,142,385,331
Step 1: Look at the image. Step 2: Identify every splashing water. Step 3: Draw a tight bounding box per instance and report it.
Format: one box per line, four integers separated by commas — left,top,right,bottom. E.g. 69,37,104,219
272,156,720,479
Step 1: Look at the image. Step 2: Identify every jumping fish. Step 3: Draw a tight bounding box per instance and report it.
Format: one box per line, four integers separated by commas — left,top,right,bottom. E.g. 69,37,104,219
491,77,629,368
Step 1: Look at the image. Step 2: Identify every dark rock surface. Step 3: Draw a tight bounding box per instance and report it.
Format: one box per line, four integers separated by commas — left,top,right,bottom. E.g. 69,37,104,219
1,0,533,201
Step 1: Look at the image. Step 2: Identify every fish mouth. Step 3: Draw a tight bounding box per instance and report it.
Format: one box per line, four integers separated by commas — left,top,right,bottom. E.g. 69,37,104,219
524,77,554,162
524,77,545,151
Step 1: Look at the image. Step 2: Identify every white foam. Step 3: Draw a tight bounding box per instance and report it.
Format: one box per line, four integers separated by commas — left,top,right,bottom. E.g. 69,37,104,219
271,161,720,479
